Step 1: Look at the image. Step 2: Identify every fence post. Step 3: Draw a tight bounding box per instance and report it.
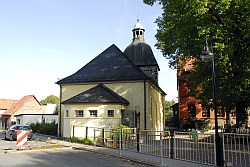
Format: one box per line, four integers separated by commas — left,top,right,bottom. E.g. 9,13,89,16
218,133,224,166
86,126,88,139
93,129,96,150
121,128,123,149
119,129,122,156
136,128,140,152
170,130,174,159
222,133,226,166
160,132,164,166
102,128,105,146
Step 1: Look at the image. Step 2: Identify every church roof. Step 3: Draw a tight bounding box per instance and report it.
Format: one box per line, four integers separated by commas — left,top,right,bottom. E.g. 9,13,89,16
62,84,129,105
124,42,159,69
57,44,150,84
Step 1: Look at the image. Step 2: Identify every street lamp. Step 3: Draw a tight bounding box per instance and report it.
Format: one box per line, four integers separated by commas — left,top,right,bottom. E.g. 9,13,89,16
200,38,223,166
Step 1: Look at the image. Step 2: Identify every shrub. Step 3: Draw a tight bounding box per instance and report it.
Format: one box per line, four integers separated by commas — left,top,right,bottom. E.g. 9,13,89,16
30,120,58,136
112,125,132,141
61,137,93,145
182,117,210,131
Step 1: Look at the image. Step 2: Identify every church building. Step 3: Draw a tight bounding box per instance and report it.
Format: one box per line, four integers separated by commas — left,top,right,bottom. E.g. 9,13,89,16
57,20,166,138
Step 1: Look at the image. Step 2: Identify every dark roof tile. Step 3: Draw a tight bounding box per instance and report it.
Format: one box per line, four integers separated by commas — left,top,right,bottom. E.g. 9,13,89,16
57,44,150,84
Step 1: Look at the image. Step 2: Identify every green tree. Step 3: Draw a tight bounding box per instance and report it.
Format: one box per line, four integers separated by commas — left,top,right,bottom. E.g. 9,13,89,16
165,99,176,126
165,100,175,117
40,95,59,114
144,0,250,120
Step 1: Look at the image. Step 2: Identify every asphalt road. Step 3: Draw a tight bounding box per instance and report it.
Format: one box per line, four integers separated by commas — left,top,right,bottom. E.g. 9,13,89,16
0,148,144,167
0,131,146,167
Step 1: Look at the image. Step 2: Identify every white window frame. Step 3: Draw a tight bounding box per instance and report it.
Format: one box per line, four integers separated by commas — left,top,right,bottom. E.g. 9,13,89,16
108,110,114,117
75,110,84,117
89,110,97,117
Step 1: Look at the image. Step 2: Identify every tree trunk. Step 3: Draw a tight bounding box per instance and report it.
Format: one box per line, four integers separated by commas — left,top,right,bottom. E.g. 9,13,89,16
236,102,248,128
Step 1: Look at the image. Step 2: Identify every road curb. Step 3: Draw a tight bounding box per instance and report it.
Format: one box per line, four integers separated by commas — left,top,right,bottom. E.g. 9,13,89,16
72,146,158,167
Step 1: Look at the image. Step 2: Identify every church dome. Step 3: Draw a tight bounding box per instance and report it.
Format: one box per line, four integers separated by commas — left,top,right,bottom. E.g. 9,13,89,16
134,21,144,30
124,42,158,67
124,20,159,68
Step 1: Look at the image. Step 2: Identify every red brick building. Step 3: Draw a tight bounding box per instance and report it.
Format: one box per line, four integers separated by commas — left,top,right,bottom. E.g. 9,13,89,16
175,58,236,129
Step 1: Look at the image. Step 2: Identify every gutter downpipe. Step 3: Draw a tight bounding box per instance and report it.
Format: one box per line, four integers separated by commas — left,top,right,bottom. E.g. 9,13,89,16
59,85,62,138
144,81,147,129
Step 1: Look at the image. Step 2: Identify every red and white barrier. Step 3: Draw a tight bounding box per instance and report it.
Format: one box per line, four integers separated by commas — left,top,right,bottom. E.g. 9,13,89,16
16,130,28,148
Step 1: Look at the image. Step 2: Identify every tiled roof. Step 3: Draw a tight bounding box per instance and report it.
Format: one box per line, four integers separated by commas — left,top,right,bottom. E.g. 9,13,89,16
0,99,18,110
2,95,40,116
62,84,129,105
57,44,150,84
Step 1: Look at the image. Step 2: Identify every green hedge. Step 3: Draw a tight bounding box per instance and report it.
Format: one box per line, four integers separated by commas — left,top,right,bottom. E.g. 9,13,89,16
61,136,93,145
30,120,58,136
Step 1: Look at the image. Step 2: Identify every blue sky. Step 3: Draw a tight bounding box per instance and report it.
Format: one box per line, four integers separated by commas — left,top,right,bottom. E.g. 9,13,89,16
0,0,177,101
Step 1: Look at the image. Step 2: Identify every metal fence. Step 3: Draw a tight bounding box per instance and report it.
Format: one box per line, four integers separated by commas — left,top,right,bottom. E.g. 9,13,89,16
84,127,250,167
71,125,98,139
174,131,215,165
223,133,250,167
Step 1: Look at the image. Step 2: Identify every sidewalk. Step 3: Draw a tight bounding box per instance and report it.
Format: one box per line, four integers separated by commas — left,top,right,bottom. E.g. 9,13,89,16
56,140,212,167
1,131,212,166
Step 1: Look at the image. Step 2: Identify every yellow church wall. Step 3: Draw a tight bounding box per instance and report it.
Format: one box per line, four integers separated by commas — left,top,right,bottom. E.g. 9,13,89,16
104,82,144,109
61,82,144,110
146,82,165,132
61,84,95,101
60,82,145,136
62,103,122,138
105,82,146,130
60,84,96,137
59,81,165,137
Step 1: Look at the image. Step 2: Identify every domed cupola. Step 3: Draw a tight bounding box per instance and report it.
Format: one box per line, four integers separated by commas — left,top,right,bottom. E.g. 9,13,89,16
132,19,145,43
124,20,160,84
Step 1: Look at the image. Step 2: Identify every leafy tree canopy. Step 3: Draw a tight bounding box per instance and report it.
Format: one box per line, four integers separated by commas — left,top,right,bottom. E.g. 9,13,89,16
40,95,59,105
144,0,250,109
165,99,176,116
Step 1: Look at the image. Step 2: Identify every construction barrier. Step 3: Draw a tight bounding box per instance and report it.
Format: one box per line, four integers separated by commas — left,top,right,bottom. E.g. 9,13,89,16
16,130,28,149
